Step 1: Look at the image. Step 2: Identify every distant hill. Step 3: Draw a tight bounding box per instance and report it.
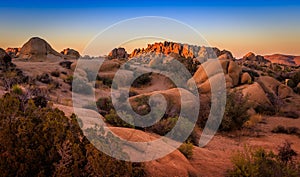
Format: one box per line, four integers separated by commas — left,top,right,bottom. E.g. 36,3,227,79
264,54,300,66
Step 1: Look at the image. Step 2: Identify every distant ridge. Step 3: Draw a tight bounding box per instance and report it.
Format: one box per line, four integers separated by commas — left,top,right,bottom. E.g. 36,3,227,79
264,54,300,66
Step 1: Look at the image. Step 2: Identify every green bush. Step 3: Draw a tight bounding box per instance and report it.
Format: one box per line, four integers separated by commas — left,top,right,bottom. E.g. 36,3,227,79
64,75,73,85
104,109,134,128
147,117,178,136
272,125,300,137
11,84,23,95
50,70,60,77
132,73,152,87
0,94,144,177
227,142,300,177
96,97,114,115
220,91,250,131
178,142,193,159
97,76,113,87
71,78,93,95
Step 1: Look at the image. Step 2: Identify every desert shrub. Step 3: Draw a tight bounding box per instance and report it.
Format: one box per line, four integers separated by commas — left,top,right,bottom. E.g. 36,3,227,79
85,69,97,82
220,91,250,131
129,90,139,97
64,75,73,85
291,71,300,85
50,70,60,77
0,94,144,177
96,97,114,115
272,125,300,137
83,102,98,111
279,111,299,119
254,104,276,116
132,73,152,87
147,117,178,136
36,73,52,84
178,142,193,159
71,78,93,94
104,109,134,128
227,142,300,177
97,76,113,87
243,114,262,129
33,95,48,108
196,97,211,128
11,84,23,95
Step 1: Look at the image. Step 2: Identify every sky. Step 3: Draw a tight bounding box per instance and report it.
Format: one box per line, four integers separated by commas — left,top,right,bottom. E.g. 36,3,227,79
0,0,300,58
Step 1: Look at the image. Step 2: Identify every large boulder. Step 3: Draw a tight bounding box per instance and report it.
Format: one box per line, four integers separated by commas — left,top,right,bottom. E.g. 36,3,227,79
240,72,252,84
61,48,80,59
108,48,128,59
257,76,293,99
228,61,242,86
18,37,62,61
129,88,197,117
239,82,271,107
189,59,243,92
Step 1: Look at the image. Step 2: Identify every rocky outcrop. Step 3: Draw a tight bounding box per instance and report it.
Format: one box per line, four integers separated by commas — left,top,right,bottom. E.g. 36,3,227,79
61,48,80,59
0,48,12,65
242,52,270,64
130,41,233,60
6,47,21,58
0,48,14,70
257,76,293,99
108,48,128,59
18,37,62,61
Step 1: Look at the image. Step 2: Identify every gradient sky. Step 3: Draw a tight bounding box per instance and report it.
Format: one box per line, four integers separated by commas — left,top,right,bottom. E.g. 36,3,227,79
0,0,300,58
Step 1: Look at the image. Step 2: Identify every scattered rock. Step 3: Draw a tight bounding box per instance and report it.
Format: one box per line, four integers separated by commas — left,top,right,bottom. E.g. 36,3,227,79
37,73,52,84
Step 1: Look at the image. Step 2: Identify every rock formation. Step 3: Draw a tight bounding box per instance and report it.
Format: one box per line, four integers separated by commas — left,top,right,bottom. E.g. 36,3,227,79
61,48,80,59
188,59,249,93
108,48,128,59
130,41,234,61
5,47,21,58
242,52,270,64
0,48,12,65
18,37,62,61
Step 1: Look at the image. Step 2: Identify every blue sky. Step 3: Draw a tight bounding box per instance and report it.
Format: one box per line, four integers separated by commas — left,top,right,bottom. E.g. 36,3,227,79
1,0,300,57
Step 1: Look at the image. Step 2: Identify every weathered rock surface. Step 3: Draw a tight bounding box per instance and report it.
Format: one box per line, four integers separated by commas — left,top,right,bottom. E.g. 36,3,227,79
18,37,62,61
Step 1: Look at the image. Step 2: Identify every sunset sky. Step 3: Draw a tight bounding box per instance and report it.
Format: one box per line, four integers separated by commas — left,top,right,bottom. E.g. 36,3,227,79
0,0,300,58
